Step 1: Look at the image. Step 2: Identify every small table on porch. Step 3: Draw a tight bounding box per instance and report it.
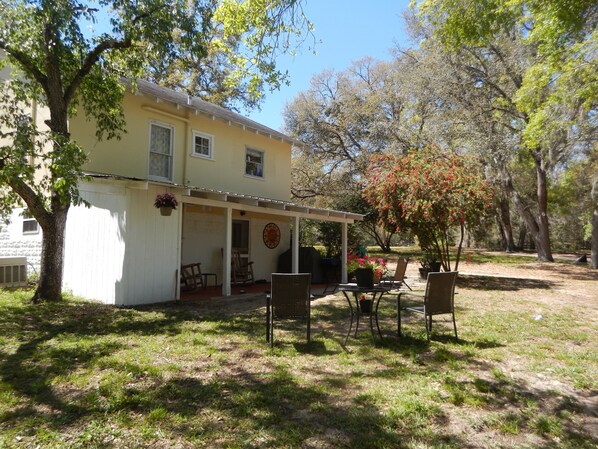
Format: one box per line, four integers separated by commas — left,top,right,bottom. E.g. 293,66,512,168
338,283,392,344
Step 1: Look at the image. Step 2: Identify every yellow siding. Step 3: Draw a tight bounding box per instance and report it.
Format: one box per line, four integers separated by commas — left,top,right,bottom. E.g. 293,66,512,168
70,92,293,201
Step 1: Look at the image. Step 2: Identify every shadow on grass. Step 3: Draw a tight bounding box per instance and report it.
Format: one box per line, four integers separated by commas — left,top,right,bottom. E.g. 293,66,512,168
0,294,596,448
457,274,554,291
518,263,598,281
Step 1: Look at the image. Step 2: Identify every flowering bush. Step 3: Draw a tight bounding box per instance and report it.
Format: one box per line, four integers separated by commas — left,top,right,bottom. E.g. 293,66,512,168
347,254,387,278
154,192,178,209
363,146,495,271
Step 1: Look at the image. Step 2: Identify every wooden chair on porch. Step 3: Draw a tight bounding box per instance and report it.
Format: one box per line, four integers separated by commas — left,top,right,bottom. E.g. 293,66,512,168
231,248,255,285
180,263,204,290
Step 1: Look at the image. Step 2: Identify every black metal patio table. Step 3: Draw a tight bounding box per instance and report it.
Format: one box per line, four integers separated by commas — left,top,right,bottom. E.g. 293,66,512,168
338,283,392,344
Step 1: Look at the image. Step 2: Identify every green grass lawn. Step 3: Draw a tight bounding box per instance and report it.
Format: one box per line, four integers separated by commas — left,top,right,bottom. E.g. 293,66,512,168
0,257,596,448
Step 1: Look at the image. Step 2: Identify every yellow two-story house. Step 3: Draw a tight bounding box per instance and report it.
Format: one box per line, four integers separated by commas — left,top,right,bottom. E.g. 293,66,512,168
0,80,360,305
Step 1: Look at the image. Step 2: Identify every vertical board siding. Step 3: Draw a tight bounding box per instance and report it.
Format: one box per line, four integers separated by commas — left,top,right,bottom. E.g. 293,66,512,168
64,182,180,306
63,185,127,304
123,186,180,305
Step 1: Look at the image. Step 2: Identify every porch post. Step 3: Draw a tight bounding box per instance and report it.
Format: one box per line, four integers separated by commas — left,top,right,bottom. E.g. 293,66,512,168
341,222,348,283
175,203,184,301
292,215,300,273
223,206,232,296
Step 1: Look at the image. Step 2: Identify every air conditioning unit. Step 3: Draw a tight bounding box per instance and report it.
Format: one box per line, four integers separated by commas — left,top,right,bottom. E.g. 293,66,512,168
0,257,28,288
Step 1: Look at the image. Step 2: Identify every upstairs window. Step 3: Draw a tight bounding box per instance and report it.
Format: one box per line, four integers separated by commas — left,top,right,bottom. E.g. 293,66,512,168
149,121,174,181
192,131,213,159
245,148,264,178
22,210,39,234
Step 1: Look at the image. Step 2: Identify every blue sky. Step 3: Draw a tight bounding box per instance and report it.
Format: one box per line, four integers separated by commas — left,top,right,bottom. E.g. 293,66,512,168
248,0,413,132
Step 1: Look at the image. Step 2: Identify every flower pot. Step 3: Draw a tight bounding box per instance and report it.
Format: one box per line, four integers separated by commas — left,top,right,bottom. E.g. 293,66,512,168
359,299,373,313
355,268,374,288
430,262,442,272
160,206,173,216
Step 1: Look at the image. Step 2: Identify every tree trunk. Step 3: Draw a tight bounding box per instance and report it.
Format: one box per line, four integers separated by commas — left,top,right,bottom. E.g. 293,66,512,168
498,195,516,252
532,154,553,261
28,68,73,301
517,225,526,250
591,179,598,269
503,157,554,262
32,204,69,302
363,222,394,252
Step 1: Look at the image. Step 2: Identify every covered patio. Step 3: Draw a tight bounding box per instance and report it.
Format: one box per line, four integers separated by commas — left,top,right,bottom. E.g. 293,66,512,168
178,184,363,298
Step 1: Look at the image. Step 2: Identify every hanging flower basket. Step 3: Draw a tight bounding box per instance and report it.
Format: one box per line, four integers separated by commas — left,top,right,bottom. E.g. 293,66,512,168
159,206,173,216
154,193,178,216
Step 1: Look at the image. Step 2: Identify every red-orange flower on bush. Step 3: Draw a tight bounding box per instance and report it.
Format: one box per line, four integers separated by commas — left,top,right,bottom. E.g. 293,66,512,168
363,146,494,271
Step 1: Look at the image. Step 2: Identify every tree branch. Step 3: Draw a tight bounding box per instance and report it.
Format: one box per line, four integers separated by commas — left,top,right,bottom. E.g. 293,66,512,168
64,37,132,103
6,177,52,227
0,42,48,89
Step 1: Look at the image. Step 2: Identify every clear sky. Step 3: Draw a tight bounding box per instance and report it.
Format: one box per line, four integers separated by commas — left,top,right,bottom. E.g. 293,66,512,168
248,0,413,132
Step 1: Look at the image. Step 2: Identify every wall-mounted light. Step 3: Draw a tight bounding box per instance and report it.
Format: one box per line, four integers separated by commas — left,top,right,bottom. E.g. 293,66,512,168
240,210,246,216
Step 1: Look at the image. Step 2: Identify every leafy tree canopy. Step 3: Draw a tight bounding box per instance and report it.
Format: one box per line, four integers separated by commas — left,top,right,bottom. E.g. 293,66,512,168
416,0,598,149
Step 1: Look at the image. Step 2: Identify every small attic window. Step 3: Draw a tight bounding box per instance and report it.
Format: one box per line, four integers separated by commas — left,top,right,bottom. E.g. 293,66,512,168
192,131,213,159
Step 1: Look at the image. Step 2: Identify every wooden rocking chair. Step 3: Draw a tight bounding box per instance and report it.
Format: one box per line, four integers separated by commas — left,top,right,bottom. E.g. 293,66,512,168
231,248,255,285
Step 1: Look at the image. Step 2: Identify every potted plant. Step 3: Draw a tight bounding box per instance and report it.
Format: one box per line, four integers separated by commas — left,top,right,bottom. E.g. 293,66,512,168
419,249,441,279
347,254,387,288
358,294,373,313
154,192,178,216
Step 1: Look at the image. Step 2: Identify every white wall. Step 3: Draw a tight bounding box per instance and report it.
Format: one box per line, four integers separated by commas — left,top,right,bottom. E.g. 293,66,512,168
249,216,291,281
63,182,127,304
122,185,181,305
63,181,181,306
0,208,43,276
181,205,226,281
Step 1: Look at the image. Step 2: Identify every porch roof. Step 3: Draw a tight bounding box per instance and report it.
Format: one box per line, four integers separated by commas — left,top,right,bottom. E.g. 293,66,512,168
85,172,364,224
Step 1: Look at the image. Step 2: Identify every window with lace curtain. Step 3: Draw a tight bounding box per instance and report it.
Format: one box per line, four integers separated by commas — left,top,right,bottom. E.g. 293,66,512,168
245,147,264,178
149,121,174,181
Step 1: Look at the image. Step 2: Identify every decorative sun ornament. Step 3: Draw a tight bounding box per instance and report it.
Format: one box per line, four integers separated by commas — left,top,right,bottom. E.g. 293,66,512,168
263,222,281,249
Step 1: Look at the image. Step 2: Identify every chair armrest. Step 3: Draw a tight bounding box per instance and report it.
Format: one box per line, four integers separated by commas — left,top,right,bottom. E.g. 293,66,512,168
398,291,424,299
397,291,425,307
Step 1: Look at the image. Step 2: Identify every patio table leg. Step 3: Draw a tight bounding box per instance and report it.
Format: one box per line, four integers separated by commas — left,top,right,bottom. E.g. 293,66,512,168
373,292,383,340
343,291,355,345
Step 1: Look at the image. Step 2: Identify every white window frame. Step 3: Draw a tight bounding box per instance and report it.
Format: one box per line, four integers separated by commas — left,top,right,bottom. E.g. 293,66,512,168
22,210,39,235
148,120,174,182
245,147,265,179
192,130,214,160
